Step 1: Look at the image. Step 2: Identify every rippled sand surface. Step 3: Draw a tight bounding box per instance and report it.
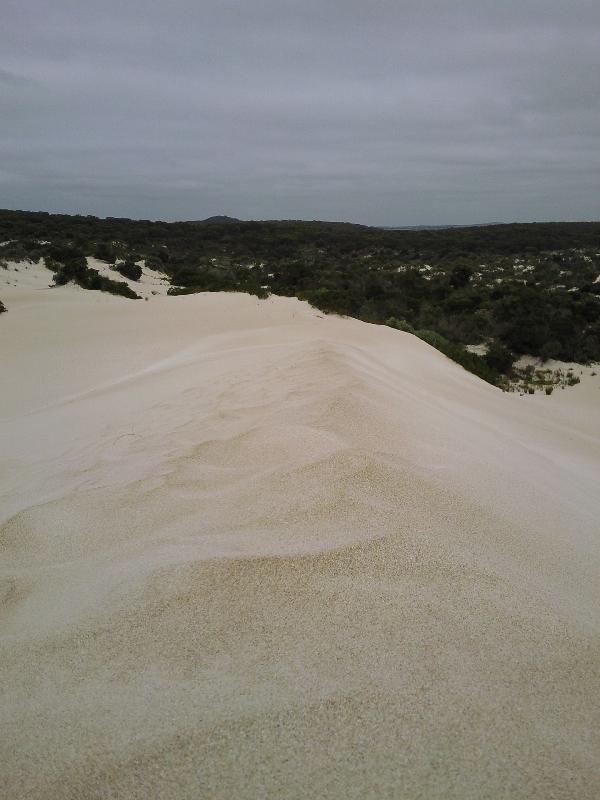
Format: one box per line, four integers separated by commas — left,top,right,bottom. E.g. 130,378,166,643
1,274,599,798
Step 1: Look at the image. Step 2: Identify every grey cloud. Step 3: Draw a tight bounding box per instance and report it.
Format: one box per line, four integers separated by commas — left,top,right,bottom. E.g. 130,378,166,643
1,0,599,224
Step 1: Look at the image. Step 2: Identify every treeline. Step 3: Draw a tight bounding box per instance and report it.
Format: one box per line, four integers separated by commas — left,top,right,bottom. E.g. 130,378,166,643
1,208,599,256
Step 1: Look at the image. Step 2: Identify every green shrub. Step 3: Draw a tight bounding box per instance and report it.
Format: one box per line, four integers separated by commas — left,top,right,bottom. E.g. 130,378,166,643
385,317,414,333
250,286,270,299
93,242,116,263
485,341,516,374
167,285,198,296
115,260,142,281
0,299,6,314
414,329,503,386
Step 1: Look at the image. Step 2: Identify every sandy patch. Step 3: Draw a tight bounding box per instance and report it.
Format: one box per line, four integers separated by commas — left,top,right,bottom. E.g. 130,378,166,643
1,258,55,294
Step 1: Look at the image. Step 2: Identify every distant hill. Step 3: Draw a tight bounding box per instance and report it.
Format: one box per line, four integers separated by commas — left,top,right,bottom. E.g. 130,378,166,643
381,223,501,231
196,215,241,224
193,216,367,229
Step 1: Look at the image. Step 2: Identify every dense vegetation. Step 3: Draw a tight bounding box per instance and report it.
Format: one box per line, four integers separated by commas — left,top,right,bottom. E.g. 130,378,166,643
115,261,143,282
1,209,599,386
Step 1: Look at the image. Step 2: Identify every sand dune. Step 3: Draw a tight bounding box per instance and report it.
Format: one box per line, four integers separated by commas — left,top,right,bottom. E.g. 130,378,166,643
1,275,599,799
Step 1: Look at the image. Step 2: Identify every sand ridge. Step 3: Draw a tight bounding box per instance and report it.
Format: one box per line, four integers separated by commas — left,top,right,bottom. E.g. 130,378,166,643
1,279,599,798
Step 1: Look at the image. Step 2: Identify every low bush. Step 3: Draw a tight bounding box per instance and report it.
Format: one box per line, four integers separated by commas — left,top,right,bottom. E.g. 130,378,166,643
485,341,516,373
93,242,116,263
415,329,503,386
250,286,270,299
385,317,415,333
167,285,204,296
115,261,142,281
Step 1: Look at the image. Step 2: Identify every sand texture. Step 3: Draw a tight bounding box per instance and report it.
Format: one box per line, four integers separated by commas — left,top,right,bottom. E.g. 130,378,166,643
1,272,600,799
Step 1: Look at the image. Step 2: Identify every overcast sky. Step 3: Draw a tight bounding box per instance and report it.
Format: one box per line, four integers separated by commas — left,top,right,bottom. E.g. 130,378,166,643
1,1,599,225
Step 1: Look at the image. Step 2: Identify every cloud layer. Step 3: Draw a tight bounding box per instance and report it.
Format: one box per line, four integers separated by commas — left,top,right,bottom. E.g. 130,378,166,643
2,1,599,224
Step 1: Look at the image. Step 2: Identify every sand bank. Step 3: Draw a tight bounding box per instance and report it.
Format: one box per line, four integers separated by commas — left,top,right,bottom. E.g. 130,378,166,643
1,276,599,798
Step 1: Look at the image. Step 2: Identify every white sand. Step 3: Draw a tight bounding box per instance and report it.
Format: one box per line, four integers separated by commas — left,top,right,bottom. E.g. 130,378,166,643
1,258,55,293
1,274,600,799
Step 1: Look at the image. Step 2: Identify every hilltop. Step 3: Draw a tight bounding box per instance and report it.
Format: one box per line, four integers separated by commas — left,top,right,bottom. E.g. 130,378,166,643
195,214,242,224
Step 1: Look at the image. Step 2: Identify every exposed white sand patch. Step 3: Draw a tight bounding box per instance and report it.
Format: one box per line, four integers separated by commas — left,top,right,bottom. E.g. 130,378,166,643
514,354,600,423
1,286,600,799
1,258,54,293
465,342,488,356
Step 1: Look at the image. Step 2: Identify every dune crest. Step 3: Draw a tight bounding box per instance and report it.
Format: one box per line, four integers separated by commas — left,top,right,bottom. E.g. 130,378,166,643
1,284,599,799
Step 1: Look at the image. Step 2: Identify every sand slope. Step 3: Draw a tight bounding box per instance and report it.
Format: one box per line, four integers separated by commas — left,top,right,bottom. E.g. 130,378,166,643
1,278,599,799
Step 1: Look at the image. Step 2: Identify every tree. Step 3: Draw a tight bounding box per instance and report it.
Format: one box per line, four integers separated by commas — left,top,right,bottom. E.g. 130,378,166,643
116,260,143,281
485,342,515,374
94,241,116,263
449,264,473,288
